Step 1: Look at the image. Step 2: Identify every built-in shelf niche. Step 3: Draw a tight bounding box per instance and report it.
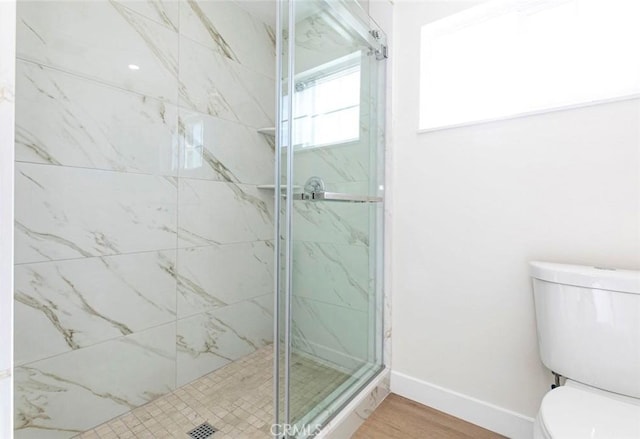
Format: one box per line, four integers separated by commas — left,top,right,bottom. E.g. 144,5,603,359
257,184,302,191
257,127,275,136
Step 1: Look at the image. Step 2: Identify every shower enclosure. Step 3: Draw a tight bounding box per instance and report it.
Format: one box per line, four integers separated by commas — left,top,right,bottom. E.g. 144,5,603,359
11,0,386,437
274,0,386,434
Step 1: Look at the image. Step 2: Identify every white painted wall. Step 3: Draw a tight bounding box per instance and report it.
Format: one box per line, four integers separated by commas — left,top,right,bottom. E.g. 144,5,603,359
390,1,640,437
0,1,16,436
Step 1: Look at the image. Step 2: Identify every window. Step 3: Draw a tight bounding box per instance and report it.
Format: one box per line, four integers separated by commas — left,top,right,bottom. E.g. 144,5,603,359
284,53,361,148
419,0,640,131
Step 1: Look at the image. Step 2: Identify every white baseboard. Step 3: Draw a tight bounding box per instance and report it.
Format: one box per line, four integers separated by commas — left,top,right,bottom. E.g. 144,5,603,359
390,371,535,439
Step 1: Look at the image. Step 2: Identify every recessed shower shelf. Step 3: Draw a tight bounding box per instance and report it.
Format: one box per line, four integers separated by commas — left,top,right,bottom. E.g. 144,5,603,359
257,184,303,191
257,127,276,136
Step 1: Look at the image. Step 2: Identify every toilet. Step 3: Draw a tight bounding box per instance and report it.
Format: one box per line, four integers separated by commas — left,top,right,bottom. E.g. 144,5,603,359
530,261,640,439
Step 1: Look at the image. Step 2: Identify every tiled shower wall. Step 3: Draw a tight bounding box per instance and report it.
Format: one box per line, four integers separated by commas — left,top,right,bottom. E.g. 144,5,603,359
291,160,375,372
291,151,375,372
13,1,275,436
289,13,381,372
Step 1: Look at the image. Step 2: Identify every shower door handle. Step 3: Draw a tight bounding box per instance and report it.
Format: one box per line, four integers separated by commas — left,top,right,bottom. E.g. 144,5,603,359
290,177,383,203
293,191,383,203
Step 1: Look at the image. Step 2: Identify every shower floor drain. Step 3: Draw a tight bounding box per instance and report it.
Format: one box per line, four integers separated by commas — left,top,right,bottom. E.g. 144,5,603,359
187,422,217,438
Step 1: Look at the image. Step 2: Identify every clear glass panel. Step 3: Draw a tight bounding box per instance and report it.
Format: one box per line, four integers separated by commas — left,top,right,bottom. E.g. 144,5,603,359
276,0,290,431
276,0,386,435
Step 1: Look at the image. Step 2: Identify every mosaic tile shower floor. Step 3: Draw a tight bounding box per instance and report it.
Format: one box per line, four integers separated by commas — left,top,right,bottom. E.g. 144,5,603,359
77,346,349,439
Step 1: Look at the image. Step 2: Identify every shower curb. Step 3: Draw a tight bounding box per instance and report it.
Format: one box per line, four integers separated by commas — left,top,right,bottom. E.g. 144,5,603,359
314,368,390,439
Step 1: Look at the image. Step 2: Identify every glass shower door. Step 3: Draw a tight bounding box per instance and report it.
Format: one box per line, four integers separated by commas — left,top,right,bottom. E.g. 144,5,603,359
275,0,386,435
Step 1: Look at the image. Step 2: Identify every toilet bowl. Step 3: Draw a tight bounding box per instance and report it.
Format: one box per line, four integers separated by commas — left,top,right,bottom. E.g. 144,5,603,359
530,262,640,439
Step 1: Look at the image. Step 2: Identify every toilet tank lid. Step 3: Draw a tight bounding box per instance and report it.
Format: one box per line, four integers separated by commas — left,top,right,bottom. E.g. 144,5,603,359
530,261,640,294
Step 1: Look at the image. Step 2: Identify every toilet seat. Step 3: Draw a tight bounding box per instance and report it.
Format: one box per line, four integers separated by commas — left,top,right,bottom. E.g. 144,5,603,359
537,386,640,439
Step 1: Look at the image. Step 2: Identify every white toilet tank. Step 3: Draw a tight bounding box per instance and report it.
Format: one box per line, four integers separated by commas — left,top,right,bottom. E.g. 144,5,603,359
530,262,640,399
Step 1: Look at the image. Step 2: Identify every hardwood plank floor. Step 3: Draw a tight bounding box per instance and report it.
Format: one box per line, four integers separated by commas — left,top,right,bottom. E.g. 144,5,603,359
353,394,506,439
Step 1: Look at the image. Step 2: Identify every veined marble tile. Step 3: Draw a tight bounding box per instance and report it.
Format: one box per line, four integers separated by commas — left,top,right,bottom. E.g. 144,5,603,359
15,163,177,264
177,241,273,318
294,12,360,74
15,61,179,175
229,61,276,127
293,241,370,311
14,250,177,366
323,181,373,197
382,285,391,367
17,0,179,102
232,0,276,28
251,291,275,319
114,0,180,31
178,108,274,184
179,0,275,78
291,296,369,370
292,142,370,186
176,296,273,386
178,179,273,246
14,323,176,438
293,200,370,247
296,12,360,55
178,36,275,128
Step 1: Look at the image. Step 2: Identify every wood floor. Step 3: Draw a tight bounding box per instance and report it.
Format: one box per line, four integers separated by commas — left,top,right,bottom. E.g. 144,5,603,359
353,394,505,439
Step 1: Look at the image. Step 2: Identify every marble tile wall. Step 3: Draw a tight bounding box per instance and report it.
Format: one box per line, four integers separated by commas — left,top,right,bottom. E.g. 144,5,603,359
289,51,383,373
290,172,379,373
13,1,276,437
283,9,386,374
